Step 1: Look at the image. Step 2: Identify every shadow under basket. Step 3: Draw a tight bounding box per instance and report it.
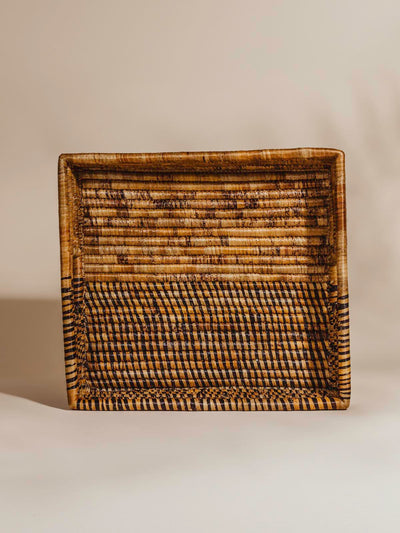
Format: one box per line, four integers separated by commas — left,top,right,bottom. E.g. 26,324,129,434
58,148,350,410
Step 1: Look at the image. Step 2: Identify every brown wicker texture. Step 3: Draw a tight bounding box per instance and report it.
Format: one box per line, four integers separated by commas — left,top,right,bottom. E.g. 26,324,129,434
58,149,350,410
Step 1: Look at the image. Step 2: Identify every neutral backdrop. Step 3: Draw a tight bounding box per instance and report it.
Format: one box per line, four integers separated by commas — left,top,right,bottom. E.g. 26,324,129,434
0,1,399,532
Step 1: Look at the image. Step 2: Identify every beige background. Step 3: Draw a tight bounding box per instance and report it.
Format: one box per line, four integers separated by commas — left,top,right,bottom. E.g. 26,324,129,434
0,1,399,532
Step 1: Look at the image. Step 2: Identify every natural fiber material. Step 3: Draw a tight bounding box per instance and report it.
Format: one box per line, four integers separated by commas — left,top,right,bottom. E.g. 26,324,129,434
58,149,350,410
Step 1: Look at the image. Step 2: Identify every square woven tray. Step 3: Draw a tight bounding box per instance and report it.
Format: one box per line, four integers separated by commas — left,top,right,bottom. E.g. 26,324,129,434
58,149,350,410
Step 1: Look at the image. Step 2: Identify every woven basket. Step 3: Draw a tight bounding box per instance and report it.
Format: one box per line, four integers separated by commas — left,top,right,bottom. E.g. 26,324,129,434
58,148,350,410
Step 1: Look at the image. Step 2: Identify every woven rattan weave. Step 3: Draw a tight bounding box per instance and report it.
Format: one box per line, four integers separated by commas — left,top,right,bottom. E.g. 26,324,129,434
58,149,350,410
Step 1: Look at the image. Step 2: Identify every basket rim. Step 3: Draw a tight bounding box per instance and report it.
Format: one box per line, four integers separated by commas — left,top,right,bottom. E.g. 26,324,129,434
59,147,344,171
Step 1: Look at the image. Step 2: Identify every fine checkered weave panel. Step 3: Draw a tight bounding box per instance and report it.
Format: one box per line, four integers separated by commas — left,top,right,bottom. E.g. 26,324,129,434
83,280,336,391
59,149,350,410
